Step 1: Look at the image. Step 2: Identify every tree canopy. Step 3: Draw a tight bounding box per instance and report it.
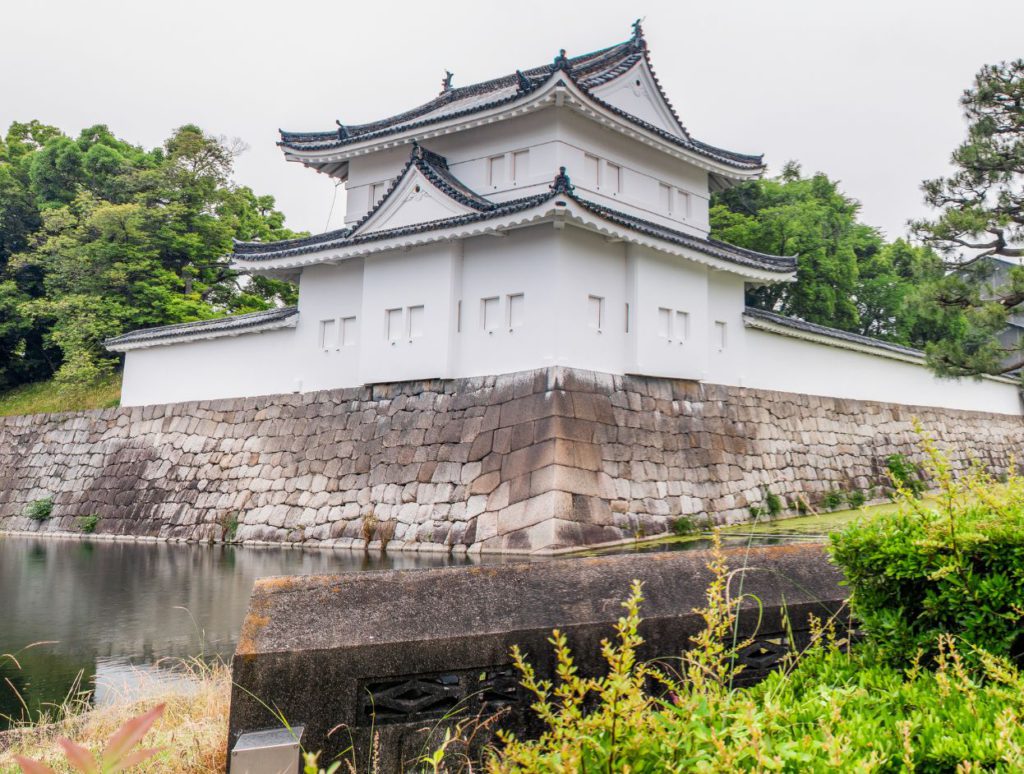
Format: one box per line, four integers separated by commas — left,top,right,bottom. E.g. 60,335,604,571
0,121,300,389
710,163,947,348
911,59,1024,376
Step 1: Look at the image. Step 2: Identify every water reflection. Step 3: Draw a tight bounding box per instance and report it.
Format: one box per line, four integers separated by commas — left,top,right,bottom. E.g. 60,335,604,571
0,536,471,725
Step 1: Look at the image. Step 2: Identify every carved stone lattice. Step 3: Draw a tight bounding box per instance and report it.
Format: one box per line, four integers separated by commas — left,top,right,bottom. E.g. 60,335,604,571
359,666,520,725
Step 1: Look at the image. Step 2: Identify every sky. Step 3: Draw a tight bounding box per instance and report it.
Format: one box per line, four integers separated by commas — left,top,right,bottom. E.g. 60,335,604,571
2,0,1022,240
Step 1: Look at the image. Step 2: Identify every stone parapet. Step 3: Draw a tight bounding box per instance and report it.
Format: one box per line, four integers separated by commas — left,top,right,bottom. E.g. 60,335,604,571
1,367,1021,553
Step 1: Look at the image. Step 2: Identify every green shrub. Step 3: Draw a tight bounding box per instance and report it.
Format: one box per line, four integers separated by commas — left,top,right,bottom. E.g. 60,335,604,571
475,536,1024,772
670,516,698,536
822,489,844,511
846,489,866,508
223,512,240,542
77,514,100,534
832,431,1024,666
763,489,783,517
25,497,54,521
885,452,925,497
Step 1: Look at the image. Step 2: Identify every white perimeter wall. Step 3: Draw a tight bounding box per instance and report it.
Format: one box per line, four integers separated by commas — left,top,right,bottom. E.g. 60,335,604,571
742,328,1022,415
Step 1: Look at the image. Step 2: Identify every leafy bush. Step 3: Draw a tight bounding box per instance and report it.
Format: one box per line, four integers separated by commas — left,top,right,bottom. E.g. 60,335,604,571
76,514,100,534
763,489,783,517
846,489,866,508
832,430,1024,666
670,516,698,536
222,512,239,542
885,452,925,496
481,536,1024,772
25,497,54,521
822,489,845,511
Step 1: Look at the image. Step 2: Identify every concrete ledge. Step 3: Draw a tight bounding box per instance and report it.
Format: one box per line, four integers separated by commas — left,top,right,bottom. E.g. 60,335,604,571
228,542,847,771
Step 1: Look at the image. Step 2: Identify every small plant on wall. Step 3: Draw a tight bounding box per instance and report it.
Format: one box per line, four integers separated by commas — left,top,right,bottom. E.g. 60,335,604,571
885,453,925,497
76,514,101,534
25,497,54,522
821,489,845,511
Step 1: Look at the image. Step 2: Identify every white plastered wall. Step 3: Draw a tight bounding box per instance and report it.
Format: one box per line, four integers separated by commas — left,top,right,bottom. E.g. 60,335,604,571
119,327,299,406
292,260,363,392
741,327,1022,415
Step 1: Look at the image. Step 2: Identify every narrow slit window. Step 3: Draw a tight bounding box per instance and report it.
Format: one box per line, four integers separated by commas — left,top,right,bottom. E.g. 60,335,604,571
675,311,690,341
676,189,691,219
657,307,672,339
715,320,727,351
386,308,403,343
508,293,525,329
584,154,600,187
624,302,630,333
407,305,425,340
511,150,529,183
456,300,462,333
318,319,337,350
488,155,505,187
659,183,672,214
340,316,357,347
605,162,621,193
588,295,605,331
482,296,500,331
370,182,387,207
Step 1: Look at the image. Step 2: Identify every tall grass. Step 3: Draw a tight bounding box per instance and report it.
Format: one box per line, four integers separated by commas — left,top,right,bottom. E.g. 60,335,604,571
0,658,229,774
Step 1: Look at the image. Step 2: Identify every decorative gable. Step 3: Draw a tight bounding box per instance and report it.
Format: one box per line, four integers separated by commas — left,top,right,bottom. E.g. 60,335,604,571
588,58,688,138
356,168,478,234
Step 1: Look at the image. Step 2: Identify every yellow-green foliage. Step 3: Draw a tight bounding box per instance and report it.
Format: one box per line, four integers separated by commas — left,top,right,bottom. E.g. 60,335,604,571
480,534,1024,772
0,374,121,417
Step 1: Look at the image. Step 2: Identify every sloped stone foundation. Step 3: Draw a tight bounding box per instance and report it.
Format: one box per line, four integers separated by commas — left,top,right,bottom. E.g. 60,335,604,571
1,367,1021,553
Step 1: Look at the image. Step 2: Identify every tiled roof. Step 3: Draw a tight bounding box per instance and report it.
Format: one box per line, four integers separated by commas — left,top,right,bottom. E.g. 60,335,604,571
742,308,923,358
279,24,763,172
104,306,298,350
232,166,793,275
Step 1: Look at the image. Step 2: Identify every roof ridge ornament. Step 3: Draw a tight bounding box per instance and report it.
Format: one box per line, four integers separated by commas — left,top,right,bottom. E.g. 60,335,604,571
515,70,533,94
550,166,574,194
551,48,570,72
335,120,348,140
441,70,454,93
631,18,646,49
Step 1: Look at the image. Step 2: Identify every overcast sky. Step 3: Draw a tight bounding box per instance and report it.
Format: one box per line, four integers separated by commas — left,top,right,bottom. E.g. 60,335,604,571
3,0,1022,239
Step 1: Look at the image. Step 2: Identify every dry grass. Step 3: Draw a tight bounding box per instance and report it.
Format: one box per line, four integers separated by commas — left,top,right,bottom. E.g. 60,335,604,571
0,660,230,774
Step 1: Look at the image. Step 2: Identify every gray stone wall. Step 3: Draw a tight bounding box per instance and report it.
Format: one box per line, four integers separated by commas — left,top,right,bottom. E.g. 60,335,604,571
1,367,1021,553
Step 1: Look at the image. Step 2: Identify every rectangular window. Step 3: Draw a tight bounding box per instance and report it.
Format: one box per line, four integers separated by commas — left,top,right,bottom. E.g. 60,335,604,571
482,296,500,331
588,295,605,331
508,293,525,329
340,316,357,347
659,183,672,214
675,311,690,341
715,320,727,351
407,305,425,340
584,154,600,186
624,302,630,333
605,162,621,193
675,189,691,219
370,182,387,207
318,319,337,350
511,150,529,183
488,155,505,187
385,308,403,343
657,307,672,339
456,300,462,333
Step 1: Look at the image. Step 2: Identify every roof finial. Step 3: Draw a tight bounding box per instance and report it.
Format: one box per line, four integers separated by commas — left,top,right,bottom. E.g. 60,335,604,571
441,70,454,92
550,166,574,194
551,48,570,72
515,70,533,94
335,120,348,139
631,18,646,49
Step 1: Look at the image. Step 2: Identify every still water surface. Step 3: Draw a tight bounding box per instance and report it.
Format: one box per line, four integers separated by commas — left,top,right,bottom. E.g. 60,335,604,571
0,516,841,726
0,536,475,724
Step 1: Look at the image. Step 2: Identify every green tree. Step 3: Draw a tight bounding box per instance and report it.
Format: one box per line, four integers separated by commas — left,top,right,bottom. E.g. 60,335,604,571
912,60,1024,376
0,121,301,387
711,163,944,345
